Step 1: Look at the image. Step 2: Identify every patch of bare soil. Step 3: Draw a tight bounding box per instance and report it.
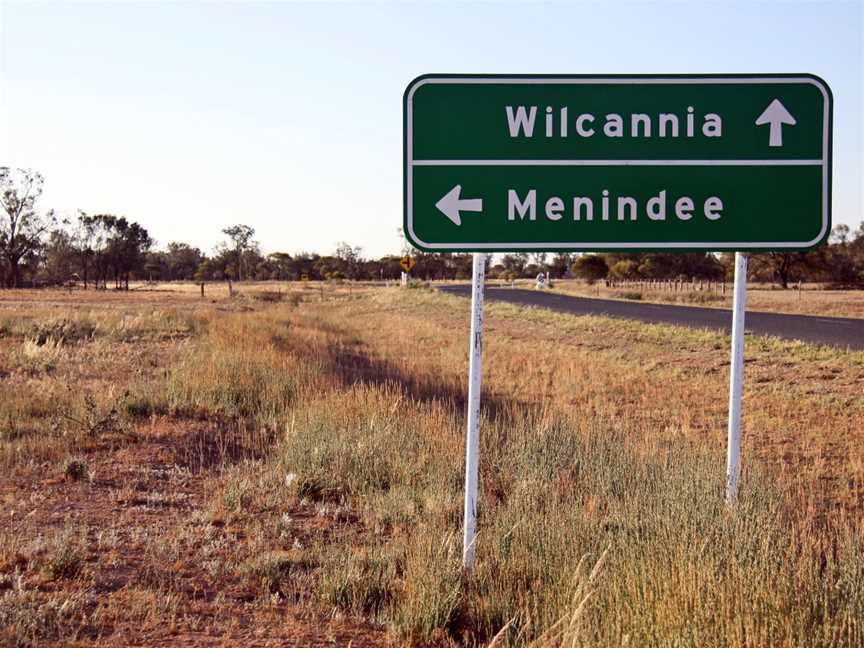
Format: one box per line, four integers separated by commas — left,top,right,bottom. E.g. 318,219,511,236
2,417,391,647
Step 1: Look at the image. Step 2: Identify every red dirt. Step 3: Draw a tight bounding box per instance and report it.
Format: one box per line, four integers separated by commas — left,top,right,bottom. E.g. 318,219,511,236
1,417,392,647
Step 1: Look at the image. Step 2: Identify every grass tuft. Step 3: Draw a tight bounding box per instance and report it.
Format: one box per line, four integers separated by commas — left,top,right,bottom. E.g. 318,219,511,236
42,527,85,581
62,457,89,481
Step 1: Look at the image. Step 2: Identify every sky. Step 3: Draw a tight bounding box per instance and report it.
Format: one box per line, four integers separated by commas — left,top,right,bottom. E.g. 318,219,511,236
0,0,861,258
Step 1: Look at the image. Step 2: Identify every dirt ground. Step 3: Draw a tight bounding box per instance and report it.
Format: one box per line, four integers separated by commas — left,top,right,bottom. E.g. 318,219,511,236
0,285,392,647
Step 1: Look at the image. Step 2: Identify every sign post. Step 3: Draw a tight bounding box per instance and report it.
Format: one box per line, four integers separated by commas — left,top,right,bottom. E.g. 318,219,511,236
462,253,485,572
725,252,748,502
403,73,832,565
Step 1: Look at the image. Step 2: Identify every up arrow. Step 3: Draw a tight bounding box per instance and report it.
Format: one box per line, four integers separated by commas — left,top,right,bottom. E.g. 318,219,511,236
435,185,483,226
755,99,797,147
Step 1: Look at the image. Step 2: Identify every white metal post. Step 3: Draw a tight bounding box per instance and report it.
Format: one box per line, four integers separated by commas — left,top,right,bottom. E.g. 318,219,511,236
726,252,748,503
462,253,486,572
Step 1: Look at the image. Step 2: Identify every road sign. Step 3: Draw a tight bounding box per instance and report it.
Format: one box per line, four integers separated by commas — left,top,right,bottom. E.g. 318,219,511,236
400,255,416,273
403,74,832,252
301,273,309,282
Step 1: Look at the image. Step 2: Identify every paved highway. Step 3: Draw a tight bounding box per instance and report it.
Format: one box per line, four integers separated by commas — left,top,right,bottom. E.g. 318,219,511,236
438,285,864,351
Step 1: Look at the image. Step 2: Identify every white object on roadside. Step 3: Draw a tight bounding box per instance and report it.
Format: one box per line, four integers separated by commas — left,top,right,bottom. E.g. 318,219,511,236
726,252,748,503
535,272,546,289
462,253,486,572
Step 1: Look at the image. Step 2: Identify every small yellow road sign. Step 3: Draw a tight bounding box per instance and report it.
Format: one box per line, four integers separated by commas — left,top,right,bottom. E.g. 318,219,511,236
301,273,310,282
400,256,416,273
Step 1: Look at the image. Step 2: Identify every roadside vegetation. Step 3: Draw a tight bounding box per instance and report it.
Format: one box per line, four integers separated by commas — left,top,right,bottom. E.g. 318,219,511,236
548,278,864,319
1,283,863,646
3,167,864,291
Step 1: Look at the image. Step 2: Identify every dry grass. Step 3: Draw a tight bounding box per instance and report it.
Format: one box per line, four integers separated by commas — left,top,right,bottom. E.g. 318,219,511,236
1,283,862,646
549,279,864,318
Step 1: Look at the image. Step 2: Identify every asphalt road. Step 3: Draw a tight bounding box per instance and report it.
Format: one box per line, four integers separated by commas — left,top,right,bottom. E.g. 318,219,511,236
438,285,864,350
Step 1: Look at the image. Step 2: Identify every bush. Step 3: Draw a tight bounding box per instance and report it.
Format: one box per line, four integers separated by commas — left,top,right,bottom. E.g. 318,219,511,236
0,591,86,645
252,290,285,303
28,318,96,345
63,458,89,481
43,527,84,580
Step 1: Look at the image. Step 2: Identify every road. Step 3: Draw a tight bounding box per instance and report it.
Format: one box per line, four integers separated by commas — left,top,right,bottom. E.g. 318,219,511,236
437,285,864,351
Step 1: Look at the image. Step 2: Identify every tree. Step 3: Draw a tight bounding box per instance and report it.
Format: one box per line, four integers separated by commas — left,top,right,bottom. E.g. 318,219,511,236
42,229,78,284
608,259,639,280
0,168,56,287
749,252,813,288
267,252,294,280
530,253,548,269
572,254,609,281
500,253,529,278
105,218,152,289
221,224,256,281
76,213,116,289
163,242,204,280
290,252,320,280
549,253,574,277
74,214,151,289
334,242,363,279
830,224,851,245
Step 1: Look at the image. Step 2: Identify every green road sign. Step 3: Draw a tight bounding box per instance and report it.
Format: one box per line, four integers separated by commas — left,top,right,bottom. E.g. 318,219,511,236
403,74,832,252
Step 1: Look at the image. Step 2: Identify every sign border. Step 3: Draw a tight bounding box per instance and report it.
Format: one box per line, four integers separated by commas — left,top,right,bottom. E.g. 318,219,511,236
402,73,833,253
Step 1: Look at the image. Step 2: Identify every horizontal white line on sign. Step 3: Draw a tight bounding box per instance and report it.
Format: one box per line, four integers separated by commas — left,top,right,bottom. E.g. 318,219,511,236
411,159,824,167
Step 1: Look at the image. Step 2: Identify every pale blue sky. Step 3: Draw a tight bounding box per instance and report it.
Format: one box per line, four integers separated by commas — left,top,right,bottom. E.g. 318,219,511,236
1,1,861,257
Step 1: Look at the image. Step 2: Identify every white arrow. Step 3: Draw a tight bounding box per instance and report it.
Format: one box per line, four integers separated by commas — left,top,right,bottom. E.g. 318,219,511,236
435,185,484,226
755,98,796,147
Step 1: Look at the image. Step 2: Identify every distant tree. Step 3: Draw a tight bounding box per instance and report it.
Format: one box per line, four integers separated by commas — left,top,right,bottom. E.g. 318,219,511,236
365,256,402,281
73,211,100,288
42,229,78,284
602,252,722,280
291,252,320,280
530,253,548,269
221,224,256,281
850,222,864,281
607,259,639,280
830,224,851,245
818,223,864,286
0,168,56,287
72,214,151,289
194,257,224,281
334,242,363,279
105,217,152,289
163,242,204,280
549,253,574,277
267,252,294,280
413,252,452,280
143,252,168,281
572,254,609,281
449,254,474,279
501,253,529,278
76,213,115,289
749,252,813,288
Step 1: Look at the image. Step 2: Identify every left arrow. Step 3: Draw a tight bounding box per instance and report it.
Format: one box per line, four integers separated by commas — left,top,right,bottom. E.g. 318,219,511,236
435,185,483,226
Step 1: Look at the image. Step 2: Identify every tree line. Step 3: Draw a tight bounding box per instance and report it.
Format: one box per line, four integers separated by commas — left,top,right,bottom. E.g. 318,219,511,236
2,167,863,289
